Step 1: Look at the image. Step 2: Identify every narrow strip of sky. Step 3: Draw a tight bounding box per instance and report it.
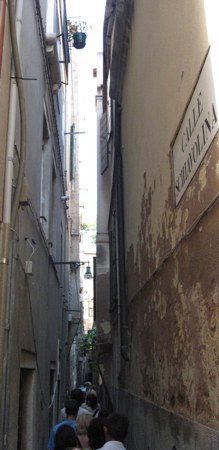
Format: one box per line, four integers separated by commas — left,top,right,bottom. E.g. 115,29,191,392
66,0,106,52
66,1,106,223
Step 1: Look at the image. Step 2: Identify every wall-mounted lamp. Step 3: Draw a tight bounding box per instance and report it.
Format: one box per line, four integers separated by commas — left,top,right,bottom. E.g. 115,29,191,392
52,260,92,276
84,262,92,279
64,131,85,135
52,260,85,270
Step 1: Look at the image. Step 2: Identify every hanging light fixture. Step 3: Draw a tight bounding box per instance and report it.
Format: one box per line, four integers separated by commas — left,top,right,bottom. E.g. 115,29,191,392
51,260,93,278
84,262,92,279
68,20,88,50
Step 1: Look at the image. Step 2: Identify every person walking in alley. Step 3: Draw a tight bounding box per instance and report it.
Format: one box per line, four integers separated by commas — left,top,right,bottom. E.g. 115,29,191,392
59,388,85,421
54,424,82,450
48,400,79,450
97,413,128,450
78,389,100,418
76,412,93,448
87,417,106,449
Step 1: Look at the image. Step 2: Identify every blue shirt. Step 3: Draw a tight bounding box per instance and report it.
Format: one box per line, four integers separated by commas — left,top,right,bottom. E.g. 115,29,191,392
48,419,77,450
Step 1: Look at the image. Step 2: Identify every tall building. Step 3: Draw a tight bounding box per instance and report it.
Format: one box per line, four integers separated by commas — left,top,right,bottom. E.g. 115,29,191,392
0,1,81,448
96,0,219,448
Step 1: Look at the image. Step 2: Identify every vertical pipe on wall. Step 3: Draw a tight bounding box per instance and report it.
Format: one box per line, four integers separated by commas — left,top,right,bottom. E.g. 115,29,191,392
115,102,129,361
0,0,25,446
0,222,10,447
0,0,6,77
8,0,26,229
3,0,24,225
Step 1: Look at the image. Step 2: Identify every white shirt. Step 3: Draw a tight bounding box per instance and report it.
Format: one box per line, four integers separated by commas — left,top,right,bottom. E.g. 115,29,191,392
98,441,127,450
59,405,89,422
77,403,99,417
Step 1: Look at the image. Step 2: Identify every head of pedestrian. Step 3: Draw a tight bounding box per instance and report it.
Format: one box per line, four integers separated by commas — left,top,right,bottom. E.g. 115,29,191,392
85,390,98,412
65,399,79,420
84,381,92,389
76,413,93,448
70,388,84,406
104,413,129,443
54,424,81,450
87,417,106,449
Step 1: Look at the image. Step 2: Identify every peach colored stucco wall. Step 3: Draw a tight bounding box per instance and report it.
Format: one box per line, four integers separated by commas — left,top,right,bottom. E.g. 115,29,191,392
121,0,219,429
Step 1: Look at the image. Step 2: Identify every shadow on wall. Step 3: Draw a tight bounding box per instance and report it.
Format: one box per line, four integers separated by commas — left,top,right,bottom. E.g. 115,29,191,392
145,446,177,449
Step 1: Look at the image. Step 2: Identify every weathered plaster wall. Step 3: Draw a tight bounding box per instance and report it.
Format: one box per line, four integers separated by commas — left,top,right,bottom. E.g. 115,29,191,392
7,206,64,450
128,203,219,427
2,2,69,448
115,388,219,449
119,0,219,444
123,0,208,286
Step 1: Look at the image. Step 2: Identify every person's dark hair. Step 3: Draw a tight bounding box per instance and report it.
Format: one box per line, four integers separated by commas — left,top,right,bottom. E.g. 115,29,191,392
106,413,128,441
70,388,84,406
54,424,81,450
87,417,106,449
65,399,79,417
86,392,97,410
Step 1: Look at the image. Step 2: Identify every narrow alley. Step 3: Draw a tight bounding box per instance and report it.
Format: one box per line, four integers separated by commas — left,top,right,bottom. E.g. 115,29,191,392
0,1,219,449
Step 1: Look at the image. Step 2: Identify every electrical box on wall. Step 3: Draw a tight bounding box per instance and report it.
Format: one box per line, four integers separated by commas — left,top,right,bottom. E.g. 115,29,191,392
25,261,33,275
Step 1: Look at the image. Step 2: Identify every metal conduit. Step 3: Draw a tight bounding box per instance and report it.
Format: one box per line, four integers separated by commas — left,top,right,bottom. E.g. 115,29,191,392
0,0,26,446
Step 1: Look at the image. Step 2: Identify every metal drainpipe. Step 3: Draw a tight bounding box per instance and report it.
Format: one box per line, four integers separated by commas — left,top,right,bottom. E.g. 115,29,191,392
115,102,129,361
0,0,26,445
8,0,27,229
0,0,7,76
97,359,114,412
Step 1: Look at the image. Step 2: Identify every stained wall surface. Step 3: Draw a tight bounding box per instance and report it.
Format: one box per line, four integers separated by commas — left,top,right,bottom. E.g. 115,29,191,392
0,2,70,449
107,0,219,447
